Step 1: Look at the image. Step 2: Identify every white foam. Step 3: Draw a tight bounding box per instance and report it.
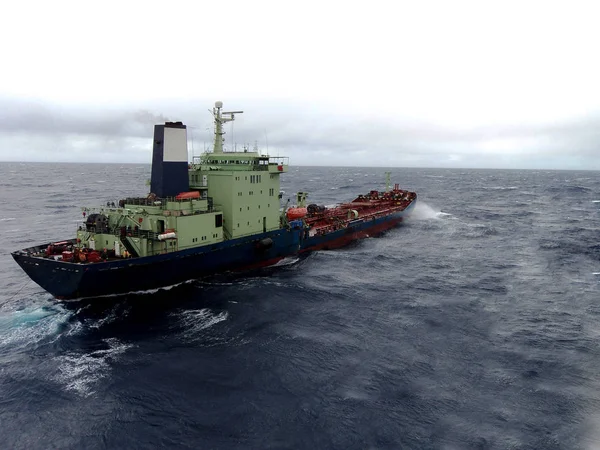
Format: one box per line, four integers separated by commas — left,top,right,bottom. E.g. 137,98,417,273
0,217,16,222
410,202,448,220
485,186,518,190
54,337,134,397
174,308,228,341
273,256,300,267
0,305,73,347
88,304,130,329
592,200,600,203
71,279,196,301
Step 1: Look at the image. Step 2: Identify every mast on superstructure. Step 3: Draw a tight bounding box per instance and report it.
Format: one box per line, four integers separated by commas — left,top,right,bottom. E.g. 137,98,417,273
212,101,243,154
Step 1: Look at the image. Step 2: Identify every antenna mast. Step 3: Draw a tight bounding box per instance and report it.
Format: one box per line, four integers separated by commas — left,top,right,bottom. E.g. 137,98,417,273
212,101,243,154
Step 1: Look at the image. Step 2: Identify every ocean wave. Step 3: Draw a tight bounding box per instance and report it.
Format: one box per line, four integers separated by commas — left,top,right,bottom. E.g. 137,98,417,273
453,223,499,239
53,337,134,397
482,186,519,191
273,256,301,267
410,202,447,221
173,308,229,343
545,185,591,194
70,279,197,302
0,304,74,348
87,303,132,329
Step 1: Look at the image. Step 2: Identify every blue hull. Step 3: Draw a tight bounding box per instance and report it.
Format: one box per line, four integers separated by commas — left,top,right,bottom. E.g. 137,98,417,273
12,200,416,300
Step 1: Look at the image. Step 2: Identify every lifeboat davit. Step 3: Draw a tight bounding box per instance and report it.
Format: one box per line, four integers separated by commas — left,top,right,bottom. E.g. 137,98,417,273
286,207,307,220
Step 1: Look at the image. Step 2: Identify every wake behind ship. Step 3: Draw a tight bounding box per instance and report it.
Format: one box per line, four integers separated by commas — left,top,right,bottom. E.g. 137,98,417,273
12,102,417,300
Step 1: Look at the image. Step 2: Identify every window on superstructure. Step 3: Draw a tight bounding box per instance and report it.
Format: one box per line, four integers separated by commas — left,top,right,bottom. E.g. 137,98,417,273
215,215,222,227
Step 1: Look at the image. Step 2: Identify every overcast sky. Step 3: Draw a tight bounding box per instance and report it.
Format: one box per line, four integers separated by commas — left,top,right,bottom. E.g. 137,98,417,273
1,0,599,169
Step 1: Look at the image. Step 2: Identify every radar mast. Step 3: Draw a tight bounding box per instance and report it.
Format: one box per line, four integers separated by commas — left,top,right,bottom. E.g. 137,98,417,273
212,101,243,153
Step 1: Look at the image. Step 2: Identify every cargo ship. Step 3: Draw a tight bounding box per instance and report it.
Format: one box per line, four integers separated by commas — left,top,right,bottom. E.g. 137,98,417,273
11,102,417,300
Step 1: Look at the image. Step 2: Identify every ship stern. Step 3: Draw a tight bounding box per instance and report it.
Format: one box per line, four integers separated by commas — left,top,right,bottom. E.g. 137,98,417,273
11,252,85,299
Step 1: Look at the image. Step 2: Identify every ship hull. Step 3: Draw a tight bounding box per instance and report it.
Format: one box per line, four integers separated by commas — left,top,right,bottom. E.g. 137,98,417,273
12,200,416,300
12,228,301,300
301,200,416,252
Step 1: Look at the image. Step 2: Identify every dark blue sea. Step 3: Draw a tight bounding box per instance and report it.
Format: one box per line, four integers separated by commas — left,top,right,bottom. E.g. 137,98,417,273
1,163,599,449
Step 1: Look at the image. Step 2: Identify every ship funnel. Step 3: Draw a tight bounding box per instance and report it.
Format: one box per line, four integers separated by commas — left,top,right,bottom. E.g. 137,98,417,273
150,122,190,198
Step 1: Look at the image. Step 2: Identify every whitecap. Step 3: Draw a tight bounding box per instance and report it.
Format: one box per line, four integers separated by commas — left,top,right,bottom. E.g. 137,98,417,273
0,217,16,222
410,202,446,221
273,256,300,267
54,338,134,397
176,308,228,331
173,308,229,343
0,305,73,347
483,186,518,191
70,279,196,301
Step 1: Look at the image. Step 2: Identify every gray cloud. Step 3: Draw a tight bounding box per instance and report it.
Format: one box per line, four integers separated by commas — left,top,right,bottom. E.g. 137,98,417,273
0,96,599,169
0,97,172,138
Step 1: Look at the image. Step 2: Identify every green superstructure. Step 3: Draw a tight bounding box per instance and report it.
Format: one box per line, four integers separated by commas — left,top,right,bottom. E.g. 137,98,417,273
75,101,288,258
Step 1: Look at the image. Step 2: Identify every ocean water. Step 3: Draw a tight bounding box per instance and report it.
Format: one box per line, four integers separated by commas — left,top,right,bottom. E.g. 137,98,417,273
1,162,599,449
